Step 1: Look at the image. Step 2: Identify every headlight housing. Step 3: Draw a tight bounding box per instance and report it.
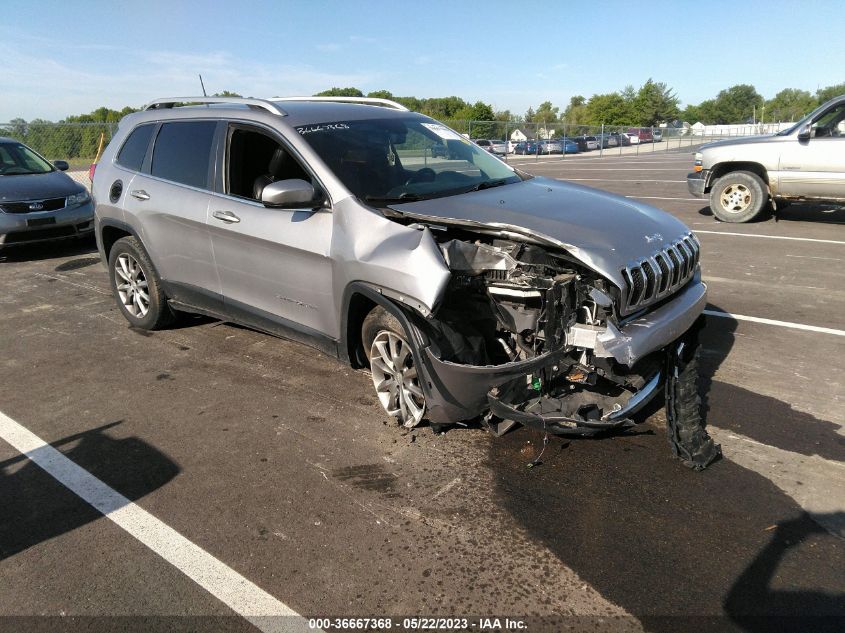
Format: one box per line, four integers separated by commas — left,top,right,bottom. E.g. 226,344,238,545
66,190,90,208
693,152,703,172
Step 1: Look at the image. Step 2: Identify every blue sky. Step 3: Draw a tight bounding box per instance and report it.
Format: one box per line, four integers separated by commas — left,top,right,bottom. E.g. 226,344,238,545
1,0,842,121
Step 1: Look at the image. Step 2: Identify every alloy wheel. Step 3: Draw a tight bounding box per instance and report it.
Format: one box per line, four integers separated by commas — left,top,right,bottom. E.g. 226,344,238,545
114,253,150,318
369,330,425,428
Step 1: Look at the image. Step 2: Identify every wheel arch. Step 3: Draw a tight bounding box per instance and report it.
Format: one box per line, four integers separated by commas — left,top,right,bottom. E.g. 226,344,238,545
99,218,145,263
707,162,771,193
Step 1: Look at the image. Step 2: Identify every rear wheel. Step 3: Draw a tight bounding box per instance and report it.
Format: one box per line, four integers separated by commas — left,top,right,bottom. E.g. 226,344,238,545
710,171,768,223
362,307,426,428
108,236,174,330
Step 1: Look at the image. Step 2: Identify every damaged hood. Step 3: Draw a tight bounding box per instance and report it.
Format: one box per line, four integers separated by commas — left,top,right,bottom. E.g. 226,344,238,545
388,177,693,290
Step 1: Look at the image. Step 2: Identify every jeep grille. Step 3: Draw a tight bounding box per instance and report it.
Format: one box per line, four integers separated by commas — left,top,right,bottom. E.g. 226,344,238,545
620,232,700,313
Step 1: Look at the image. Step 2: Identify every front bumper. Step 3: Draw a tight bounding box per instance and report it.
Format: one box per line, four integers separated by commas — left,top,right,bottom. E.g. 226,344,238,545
419,278,707,425
687,171,708,198
0,201,95,246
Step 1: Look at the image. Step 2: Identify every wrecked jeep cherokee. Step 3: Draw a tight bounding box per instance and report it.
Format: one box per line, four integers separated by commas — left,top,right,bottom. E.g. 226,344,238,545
93,96,719,469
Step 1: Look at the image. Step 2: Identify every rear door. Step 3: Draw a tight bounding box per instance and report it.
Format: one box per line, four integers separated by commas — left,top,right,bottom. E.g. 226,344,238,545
207,122,336,339
120,120,222,308
777,101,845,200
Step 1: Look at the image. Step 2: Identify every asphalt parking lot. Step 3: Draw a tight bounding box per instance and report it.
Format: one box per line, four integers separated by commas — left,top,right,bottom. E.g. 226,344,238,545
1,153,844,632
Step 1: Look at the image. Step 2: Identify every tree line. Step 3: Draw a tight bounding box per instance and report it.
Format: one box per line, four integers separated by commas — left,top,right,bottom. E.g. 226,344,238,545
2,82,843,160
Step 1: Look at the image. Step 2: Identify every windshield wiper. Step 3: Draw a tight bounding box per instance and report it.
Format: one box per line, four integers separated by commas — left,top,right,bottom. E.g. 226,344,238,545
463,178,509,193
364,192,423,204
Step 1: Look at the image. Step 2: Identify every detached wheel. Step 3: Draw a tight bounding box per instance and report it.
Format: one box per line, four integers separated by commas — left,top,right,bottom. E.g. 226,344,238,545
709,171,768,222
108,236,174,330
362,307,426,429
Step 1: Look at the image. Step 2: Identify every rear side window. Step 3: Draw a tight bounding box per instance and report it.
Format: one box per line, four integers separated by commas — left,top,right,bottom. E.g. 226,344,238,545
116,124,155,172
151,121,217,189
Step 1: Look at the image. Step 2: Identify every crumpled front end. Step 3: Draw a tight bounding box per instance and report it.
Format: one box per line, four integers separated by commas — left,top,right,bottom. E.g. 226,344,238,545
400,228,708,444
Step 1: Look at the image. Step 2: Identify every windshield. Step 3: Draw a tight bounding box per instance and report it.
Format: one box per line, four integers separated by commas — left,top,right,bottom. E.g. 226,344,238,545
296,117,523,203
0,142,54,175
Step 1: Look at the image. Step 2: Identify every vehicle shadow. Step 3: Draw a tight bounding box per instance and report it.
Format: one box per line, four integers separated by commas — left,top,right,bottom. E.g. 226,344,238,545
697,202,845,225
487,305,845,631
0,235,98,263
0,421,179,561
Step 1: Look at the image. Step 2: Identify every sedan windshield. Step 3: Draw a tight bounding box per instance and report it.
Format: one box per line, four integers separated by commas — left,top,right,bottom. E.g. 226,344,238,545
295,117,523,203
0,142,54,175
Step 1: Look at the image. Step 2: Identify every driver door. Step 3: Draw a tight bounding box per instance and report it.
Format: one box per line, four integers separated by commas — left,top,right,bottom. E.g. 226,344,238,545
778,102,845,200
208,123,336,340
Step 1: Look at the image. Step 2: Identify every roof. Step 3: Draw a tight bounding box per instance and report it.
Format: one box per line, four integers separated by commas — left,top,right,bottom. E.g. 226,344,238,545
139,96,421,128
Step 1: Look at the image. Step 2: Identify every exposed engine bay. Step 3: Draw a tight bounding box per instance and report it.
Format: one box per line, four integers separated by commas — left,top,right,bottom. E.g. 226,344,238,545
399,220,666,435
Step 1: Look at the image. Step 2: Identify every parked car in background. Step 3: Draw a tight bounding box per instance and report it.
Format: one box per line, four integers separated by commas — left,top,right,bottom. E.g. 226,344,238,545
572,135,598,152
475,139,494,153
595,133,617,148
563,139,580,154
652,129,663,142
688,93,845,222
0,137,94,247
628,128,654,143
610,132,631,146
489,140,508,155
514,141,540,155
540,139,563,154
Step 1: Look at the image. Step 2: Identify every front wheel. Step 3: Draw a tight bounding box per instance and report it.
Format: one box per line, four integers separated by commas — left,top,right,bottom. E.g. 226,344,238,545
709,171,768,223
362,307,426,429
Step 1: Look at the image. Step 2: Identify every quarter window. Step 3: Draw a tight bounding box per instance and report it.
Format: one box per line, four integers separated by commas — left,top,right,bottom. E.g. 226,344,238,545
151,121,217,189
116,123,155,172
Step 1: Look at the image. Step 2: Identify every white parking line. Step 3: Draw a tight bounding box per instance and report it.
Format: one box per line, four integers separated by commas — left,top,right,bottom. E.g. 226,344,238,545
530,167,685,171
626,196,702,201
703,310,845,336
0,410,312,633
695,230,845,246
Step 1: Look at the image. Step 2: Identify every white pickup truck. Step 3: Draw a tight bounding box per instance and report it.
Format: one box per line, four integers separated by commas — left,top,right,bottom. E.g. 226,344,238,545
688,95,845,222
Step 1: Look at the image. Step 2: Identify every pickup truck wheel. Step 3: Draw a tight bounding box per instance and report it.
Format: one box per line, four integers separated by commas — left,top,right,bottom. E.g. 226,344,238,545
710,171,768,222
363,307,426,429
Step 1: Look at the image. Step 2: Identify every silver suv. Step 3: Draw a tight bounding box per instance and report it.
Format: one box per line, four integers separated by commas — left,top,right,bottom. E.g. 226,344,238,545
688,94,845,222
93,96,719,469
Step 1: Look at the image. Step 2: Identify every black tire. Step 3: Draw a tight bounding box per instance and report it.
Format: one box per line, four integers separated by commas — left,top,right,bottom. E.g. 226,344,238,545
108,236,174,330
709,171,769,223
665,325,721,470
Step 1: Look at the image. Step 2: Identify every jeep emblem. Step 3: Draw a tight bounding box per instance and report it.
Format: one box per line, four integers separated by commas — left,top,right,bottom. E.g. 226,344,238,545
644,233,663,243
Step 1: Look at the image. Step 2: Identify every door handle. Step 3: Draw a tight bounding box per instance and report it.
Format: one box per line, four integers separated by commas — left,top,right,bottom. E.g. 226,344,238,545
130,189,150,201
212,210,241,224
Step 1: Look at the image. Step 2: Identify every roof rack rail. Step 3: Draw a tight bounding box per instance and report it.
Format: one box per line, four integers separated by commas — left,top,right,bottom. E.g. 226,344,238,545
269,96,409,111
142,97,287,116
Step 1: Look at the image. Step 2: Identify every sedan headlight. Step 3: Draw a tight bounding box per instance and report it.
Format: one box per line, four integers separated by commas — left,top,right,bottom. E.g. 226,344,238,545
66,190,91,208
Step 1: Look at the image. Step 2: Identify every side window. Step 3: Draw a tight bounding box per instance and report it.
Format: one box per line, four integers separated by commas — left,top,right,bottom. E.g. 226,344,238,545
151,121,217,189
116,123,155,171
226,126,312,201
812,103,845,138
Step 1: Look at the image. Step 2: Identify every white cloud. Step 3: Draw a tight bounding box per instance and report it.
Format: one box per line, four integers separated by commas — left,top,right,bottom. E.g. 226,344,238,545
0,43,378,120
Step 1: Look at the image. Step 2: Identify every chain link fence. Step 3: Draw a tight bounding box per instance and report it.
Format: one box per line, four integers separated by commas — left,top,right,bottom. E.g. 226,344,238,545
0,118,793,174
440,120,792,161
0,121,117,170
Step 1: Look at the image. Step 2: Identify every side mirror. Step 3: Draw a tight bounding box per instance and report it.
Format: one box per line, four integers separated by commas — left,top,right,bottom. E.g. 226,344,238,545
53,160,69,171
261,179,322,208
797,124,812,141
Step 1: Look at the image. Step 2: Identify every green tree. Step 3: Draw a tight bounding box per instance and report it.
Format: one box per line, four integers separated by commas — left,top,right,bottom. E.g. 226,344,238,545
562,95,588,125
366,90,395,99
532,101,560,124
314,87,364,97
632,79,679,126
584,93,632,125
765,88,816,122
710,84,763,124
213,90,242,97
815,82,845,105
